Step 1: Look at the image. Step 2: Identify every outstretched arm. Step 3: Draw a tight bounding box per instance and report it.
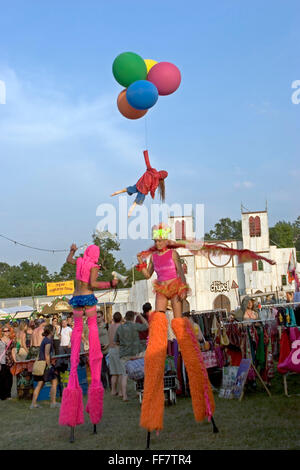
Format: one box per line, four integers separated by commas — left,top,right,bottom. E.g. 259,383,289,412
89,267,118,290
136,254,154,279
173,250,186,284
67,244,77,265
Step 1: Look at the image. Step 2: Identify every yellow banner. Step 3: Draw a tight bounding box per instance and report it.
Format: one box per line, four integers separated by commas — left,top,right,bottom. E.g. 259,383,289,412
46,281,74,297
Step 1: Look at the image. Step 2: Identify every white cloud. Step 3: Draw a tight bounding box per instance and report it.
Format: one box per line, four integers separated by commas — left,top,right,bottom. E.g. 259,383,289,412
248,101,276,115
0,67,142,164
234,181,254,189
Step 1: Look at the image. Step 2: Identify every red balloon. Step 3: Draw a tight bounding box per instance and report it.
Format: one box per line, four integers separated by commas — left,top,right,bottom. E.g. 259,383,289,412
147,62,181,96
117,90,148,119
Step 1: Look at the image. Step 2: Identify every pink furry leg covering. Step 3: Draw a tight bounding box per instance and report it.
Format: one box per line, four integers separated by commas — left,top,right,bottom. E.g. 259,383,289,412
59,313,84,427
85,311,104,425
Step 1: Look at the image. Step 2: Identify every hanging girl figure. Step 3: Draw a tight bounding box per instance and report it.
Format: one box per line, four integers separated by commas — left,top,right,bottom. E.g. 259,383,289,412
111,150,168,217
59,243,118,431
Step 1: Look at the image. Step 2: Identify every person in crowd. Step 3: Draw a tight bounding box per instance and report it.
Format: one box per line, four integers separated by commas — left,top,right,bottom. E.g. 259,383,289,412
52,317,61,356
135,302,151,352
0,326,16,400
15,321,29,361
3,321,15,340
59,319,72,356
26,320,35,350
67,315,74,329
108,312,124,397
114,310,148,401
233,296,259,321
30,324,60,409
243,298,259,320
26,319,43,359
33,319,46,346
97,311,110,390
82,319,89,352
286,291,294,303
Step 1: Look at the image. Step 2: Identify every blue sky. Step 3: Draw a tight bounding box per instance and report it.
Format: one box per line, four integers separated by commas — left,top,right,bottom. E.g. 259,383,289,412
0,0,299,273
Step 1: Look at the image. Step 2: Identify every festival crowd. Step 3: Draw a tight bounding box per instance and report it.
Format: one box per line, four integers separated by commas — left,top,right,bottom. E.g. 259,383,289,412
0,303,152,405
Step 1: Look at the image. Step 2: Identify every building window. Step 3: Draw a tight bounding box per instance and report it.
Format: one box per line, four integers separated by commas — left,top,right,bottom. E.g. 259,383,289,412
254,216,261,237
175,220,186,240
249,216,261,237
252,261,258,271
258,260,264,271
249,216,255,237
282,275,287,286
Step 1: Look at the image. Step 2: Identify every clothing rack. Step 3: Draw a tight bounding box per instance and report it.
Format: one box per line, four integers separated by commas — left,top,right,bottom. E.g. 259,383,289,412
191,309,228,316
223,319,275,326
260,302,300,308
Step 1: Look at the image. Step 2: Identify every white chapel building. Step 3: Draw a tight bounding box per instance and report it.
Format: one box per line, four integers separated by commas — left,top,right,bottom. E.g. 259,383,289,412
118,209,299,314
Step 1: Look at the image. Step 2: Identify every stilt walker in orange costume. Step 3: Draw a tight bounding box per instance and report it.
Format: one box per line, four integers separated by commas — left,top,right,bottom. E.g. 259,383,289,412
136,224,216,439
136,223,275,443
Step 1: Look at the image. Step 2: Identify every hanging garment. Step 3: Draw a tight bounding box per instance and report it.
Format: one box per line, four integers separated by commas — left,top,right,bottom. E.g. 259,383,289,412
294,306,300,326
277,329,292,373
255,327,265,369
286,307,297,327
277,327,300,374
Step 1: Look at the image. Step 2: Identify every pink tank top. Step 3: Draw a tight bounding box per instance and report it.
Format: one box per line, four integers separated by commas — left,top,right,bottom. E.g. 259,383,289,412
152,250,177,282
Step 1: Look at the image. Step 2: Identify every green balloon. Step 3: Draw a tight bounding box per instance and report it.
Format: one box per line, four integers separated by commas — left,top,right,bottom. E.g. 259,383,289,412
112,52,147,88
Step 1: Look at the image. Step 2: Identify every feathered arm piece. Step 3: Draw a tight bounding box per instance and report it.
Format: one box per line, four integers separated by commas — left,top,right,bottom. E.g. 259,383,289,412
137,240,276,265
187,241,276,265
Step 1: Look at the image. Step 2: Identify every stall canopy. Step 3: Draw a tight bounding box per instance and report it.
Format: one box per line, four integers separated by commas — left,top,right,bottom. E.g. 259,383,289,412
0,305,34,320
40,297,73,316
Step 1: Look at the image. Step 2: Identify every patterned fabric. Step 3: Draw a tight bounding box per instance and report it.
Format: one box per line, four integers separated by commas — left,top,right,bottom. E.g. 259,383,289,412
126,358,144,380
69,294,98,307
202,350,218,369
153,278,189,300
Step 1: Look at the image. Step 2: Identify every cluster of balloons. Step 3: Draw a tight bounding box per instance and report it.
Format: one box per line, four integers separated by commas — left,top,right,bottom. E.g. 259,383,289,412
112,52,181,120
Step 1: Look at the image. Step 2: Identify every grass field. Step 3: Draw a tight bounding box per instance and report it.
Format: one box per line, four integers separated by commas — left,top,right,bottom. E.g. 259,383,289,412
1,373,300,450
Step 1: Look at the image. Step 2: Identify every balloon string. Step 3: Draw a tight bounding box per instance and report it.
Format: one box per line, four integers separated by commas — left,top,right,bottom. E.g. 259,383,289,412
144,115,148,150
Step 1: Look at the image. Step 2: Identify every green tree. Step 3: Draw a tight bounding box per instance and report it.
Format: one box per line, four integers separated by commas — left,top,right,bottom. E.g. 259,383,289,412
0,261,51,298
57,261,77,281
293,216,300,261
205,218,242,241
92,232,128,282
269,221,295,248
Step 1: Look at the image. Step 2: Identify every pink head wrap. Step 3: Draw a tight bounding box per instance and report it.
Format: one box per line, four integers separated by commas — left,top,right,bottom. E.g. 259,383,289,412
76,244,100,283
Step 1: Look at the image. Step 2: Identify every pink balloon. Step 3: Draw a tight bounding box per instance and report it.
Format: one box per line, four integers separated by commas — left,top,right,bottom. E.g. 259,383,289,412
147,62,181,96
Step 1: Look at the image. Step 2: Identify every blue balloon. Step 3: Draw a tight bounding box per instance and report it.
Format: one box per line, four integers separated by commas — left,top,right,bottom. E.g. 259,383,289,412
126,80,158,110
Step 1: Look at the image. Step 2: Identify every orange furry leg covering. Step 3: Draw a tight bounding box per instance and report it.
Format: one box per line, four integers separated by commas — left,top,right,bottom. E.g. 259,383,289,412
172,317,215,422
140,311,168,432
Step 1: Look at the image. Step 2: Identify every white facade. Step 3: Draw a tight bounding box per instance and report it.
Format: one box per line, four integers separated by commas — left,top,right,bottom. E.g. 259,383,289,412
115,209,299,314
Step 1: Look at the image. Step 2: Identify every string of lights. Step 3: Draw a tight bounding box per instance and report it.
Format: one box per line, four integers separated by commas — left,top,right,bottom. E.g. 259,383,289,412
0,233,87,254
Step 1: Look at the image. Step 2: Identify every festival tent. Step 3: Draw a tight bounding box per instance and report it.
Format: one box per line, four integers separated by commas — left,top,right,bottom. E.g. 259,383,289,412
0,305,34,320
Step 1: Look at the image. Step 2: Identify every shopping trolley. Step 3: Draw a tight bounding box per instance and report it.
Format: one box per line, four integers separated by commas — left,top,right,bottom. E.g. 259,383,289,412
135,373,177,405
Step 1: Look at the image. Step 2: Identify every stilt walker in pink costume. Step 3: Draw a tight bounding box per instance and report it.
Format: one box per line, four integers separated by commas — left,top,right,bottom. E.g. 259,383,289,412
59,244,118,439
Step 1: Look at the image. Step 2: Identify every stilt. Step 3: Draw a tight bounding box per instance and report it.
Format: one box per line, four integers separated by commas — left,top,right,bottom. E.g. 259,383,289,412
69,427,75,443
146,432,151,449
211,416,219,434
93,424,97,434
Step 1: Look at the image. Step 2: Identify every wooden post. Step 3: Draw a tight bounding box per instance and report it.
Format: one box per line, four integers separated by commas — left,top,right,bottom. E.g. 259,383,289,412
251,361,272,398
